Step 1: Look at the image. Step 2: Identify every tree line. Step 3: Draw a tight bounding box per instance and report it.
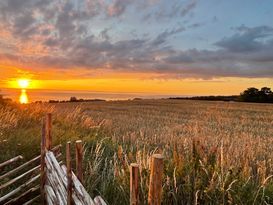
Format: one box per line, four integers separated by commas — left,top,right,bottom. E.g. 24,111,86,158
170,87,273,103
239,87,273,103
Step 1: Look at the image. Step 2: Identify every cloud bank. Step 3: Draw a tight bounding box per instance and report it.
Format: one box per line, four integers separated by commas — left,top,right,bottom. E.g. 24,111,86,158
0,0,272,79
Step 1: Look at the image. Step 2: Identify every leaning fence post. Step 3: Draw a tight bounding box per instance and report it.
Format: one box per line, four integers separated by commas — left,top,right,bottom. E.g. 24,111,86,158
76,140,83,183
130,163,139,205
40,119,46,205
45,113,52,150
66,141,72,205
148,154,164,205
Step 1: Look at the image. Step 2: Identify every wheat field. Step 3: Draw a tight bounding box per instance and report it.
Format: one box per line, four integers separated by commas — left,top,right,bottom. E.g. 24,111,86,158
0,99,273,204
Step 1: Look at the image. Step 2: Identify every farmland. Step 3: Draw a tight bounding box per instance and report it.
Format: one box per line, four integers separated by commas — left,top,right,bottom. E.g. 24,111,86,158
0,99,273,204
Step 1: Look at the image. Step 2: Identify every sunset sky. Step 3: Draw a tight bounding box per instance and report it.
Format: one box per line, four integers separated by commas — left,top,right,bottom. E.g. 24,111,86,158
0,0,273,99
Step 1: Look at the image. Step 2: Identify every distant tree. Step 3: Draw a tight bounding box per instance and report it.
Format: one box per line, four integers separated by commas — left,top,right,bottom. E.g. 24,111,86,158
240,87,273,103
244,87,259,95
240,87,258,102
261,87,272,95
262,87,273,103
70,97,77,102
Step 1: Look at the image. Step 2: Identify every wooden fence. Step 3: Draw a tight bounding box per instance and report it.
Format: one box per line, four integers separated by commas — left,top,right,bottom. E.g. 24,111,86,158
0,113,165,205
41,113,106,205
0,144,62,204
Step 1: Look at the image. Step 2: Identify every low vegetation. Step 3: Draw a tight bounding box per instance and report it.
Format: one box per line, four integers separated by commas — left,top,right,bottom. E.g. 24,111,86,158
0,99,273,204
171,87,273,103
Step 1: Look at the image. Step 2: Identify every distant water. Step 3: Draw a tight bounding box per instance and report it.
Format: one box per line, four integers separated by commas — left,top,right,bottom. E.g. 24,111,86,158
1,88,187,102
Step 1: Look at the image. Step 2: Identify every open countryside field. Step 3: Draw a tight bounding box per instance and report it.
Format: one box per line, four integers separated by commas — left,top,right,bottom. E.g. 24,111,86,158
1,99,273,204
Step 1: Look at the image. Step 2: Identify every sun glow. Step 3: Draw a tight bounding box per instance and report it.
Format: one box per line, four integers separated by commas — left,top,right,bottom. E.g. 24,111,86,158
18,79,30,89
19,89,29,104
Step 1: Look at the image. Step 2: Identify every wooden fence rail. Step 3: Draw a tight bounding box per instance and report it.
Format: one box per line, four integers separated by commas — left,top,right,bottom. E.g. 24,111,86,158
0,145,61,204
0,155,23,170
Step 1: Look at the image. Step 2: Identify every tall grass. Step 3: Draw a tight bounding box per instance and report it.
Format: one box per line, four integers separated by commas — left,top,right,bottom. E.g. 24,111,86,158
0,100,273,204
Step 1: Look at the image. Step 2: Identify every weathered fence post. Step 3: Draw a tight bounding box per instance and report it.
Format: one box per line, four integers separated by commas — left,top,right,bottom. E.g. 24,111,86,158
148,154,164,205
130,163,139,205
40,119,46,205
76,140,83,183
45,113,52,150
66,141,72,205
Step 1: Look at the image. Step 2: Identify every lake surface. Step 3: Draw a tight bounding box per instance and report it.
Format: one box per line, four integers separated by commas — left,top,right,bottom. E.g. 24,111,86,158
1,88,186,102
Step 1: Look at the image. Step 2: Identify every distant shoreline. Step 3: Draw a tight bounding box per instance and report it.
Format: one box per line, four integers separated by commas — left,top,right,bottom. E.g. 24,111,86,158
169,95,239,102
1,87,272,104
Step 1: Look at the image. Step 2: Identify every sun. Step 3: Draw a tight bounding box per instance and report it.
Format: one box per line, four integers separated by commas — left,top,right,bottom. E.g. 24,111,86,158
18,79,30,89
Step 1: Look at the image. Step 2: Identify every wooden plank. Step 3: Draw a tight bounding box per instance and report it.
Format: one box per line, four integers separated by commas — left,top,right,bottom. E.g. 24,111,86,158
45,184,57,205
3,185,39,205
45,152,67,205
0,164,40,190
0,174,40,203
22,195,40,205
0,155,23,169
61,165,95,205
148,154,164,205
94,196,107,205
76,140,83,183
46,172,66,205
0,153,62,191
130,163,139,205
46,152,83,205
66,142,72,205
46,151,96,205
0,144,61,181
